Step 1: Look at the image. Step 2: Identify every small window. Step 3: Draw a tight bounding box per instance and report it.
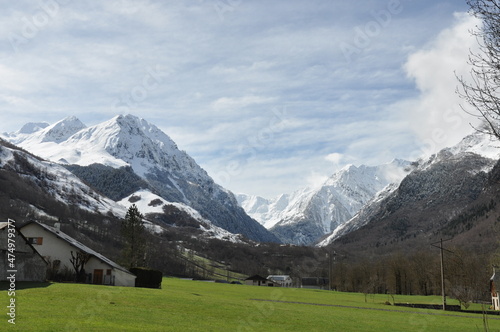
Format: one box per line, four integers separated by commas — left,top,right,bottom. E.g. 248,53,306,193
27,237,43,245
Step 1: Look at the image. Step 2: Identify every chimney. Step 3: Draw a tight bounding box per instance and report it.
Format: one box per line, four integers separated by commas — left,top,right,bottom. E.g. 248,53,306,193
54,222,61,231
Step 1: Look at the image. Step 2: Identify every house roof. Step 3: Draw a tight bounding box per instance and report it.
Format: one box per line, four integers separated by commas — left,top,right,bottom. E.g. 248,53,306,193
245,274,268,281
0,221,48,264
267,275,291,281
21,221,134,276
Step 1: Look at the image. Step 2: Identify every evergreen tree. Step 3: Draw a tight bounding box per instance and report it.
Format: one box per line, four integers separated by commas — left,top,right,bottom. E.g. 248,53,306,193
121,204,146,268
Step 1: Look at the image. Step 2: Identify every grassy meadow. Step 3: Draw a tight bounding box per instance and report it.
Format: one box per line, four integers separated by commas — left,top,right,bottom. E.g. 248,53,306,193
1,278,500,331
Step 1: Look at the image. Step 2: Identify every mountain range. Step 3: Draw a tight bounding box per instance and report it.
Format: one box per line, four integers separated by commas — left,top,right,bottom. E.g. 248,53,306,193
237,159,414,245
2,115,278,243
3,114,500,253
324,150,500,259
318,133,500,248
238,131,500,247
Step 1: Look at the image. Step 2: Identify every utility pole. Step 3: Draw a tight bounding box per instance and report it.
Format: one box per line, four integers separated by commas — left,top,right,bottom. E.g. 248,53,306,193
439,239,446,310
431,238,453,311
225,262,230,282
328,251,332,291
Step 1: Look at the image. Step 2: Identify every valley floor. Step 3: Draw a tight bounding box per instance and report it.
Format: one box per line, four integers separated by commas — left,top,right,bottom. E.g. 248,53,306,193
1,278,499,331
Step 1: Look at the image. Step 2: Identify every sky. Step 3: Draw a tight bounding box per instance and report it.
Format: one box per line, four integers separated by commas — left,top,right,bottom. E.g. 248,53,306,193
0,0,484,198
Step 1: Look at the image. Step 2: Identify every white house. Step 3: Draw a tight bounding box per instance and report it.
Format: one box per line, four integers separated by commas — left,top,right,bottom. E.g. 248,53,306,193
0,221,47,282
20,221,136,287
267,275,293,287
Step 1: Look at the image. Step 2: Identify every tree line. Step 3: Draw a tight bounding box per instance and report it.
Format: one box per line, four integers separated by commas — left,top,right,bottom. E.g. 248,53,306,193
328,249,492,308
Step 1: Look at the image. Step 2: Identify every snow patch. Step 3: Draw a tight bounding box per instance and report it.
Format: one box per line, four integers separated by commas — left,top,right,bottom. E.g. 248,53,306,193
119,189,244,243
118,189,169,215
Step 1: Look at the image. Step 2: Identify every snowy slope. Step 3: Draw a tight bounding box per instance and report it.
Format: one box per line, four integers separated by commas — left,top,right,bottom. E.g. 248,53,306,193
239,131,500,246
0,138,244,242
316,183,399,247
9,121,49,135
0,141,126,218
7,116,86,146
5,115,278,243
237,188,315,229
6,115,211,181
317,131,500,247
118,189,244,243
239,159,413,245
446,131,500,159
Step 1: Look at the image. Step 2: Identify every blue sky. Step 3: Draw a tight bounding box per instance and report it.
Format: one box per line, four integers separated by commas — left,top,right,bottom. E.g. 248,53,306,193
0,0,481,198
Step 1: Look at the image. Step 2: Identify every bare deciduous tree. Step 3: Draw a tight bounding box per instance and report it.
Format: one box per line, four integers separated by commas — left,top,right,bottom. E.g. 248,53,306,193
70,250,91,282
457,0,500,139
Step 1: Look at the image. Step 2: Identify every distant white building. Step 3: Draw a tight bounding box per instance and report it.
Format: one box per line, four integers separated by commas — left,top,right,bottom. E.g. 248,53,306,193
20,221,136,287
267,275,293,287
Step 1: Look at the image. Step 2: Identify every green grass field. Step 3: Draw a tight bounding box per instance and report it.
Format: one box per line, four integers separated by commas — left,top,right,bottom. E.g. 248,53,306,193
2,278,499,331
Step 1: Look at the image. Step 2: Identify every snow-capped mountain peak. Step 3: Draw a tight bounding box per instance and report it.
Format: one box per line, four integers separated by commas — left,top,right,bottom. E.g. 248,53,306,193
316,131,500,247
4,114,278,243
6,114,208,181
41,116,87,143
54,114,202,179
446,131,500,160
239,159,413,245
88,114,186,175
4,116,86,146
4,114,192,173
18,122,50,134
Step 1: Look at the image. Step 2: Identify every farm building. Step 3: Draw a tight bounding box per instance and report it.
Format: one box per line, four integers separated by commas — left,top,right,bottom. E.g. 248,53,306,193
0,221,47,282
20,221,136,287
491,268,500,310
267,275,293,287
245,275,274,286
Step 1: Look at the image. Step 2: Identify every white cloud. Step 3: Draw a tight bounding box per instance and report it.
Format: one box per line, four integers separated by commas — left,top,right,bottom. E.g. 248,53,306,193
0,1,476,198
325,152,343,165
403,12,482,158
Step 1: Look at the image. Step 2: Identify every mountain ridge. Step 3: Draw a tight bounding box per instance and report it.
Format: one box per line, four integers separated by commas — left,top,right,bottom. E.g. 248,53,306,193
319,132,500,251
238,159,413,245
3,115,278,243
237,131,500,246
